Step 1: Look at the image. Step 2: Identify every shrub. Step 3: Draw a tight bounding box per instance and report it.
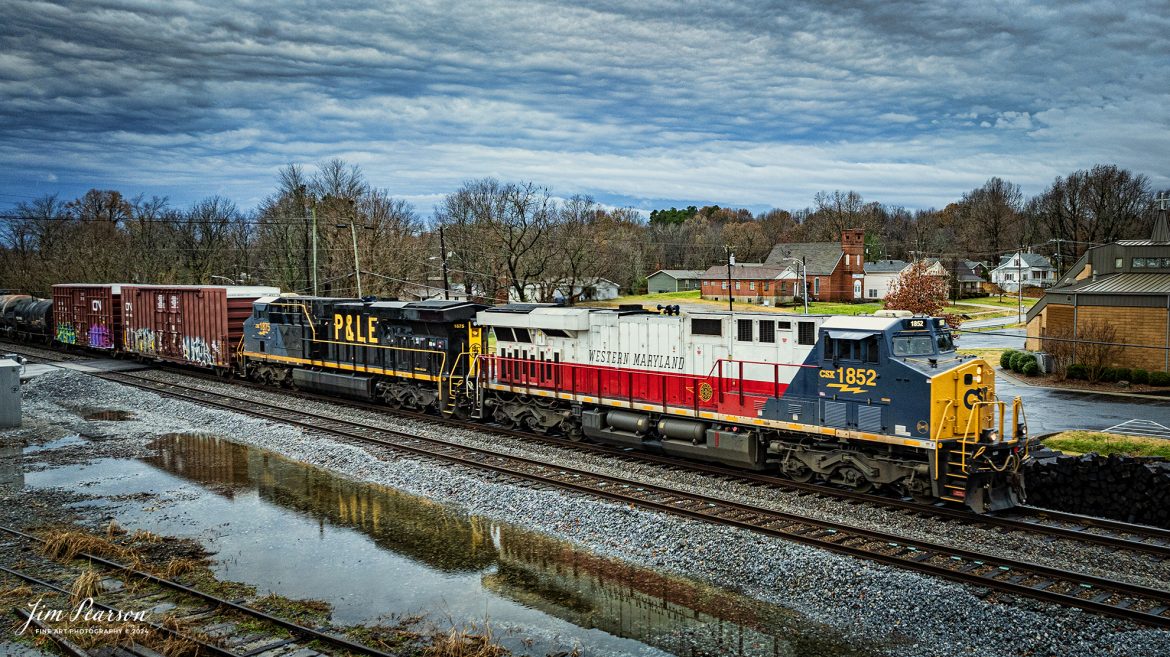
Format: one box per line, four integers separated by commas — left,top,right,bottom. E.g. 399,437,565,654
1150,371,1170,386
1067,364,1087,380
1112,367,1132,383
1018,353,1038,373
1022,361,1039,377
1000,350,1017,369
1010,351,1027,372
1099,367,1119,383
1132,369,1150,385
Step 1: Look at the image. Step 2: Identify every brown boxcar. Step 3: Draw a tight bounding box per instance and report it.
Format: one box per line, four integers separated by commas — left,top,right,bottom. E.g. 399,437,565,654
122,285,280,369
51,284,127,351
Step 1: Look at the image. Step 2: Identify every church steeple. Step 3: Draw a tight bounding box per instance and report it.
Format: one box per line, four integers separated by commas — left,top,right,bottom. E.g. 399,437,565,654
1155,192,1170,242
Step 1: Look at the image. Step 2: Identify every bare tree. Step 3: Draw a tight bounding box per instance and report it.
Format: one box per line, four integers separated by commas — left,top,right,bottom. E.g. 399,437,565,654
957,177,1022,265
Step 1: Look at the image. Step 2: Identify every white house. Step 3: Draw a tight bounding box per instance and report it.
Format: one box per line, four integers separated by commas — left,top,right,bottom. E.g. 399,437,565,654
862,260,909,300
510,277,621,304
990,251,1056,292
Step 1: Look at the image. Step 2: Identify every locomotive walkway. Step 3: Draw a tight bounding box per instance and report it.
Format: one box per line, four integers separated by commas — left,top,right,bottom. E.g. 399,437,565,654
94,370,1170,629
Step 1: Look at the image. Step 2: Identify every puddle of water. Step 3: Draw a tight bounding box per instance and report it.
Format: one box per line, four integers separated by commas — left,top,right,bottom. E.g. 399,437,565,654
22,434,88,454
23,433,876,657
83,409,135,421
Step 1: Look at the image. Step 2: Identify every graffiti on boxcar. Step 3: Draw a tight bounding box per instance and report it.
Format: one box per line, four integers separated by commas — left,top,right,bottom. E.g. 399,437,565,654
55,323,77,345
128,328,157,354
182,336,215,366
89,324,112,349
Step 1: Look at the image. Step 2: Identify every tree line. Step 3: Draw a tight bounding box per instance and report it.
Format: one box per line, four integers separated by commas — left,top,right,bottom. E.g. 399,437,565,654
1,160,1163,302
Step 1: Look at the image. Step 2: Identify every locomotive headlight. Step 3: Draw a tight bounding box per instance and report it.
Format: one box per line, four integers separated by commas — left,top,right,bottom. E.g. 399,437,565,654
975,366,983,385
981,428,999,443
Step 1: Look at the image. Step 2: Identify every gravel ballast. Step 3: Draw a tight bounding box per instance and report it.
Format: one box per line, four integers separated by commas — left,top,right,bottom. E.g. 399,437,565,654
4,368,1170,657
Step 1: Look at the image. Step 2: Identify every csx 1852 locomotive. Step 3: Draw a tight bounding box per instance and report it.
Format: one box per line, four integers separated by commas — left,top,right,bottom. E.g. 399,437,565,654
238,298,1027,512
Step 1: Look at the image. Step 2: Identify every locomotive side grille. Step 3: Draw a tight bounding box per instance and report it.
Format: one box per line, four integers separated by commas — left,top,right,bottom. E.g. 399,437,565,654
857,405,883,432
823,401,848,428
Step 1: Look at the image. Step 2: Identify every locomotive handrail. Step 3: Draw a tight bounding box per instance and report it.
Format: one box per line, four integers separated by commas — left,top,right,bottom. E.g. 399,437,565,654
266,301,318,340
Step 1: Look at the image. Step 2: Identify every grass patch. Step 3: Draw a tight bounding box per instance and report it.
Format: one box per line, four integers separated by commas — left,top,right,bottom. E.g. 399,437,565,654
1043,431,1170,458
956,348,1006,362
956,296,1039,309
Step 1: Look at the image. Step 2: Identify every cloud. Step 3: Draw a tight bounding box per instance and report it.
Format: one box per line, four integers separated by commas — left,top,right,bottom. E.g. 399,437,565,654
0,0,1167,215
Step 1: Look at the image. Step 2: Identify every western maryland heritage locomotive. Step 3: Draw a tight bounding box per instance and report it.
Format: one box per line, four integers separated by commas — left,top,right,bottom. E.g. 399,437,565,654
0,284,1027,512
237,297,1027,513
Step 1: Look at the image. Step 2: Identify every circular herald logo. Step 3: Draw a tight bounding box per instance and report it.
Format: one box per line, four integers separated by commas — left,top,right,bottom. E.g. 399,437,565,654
698,382,714,402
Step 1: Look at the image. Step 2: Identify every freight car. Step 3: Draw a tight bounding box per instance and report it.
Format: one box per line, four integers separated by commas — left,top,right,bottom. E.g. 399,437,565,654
472,304,1026,513
122,285,280,371
51,284,129,350
0,294,52,342
239,297,486,414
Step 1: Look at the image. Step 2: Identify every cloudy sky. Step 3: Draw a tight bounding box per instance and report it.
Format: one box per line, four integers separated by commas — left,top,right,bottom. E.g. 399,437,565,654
1,0,1167,217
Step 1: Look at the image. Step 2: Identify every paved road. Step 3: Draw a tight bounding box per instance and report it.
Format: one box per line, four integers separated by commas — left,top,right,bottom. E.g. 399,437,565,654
995,374,1170,438
955,328,1025,350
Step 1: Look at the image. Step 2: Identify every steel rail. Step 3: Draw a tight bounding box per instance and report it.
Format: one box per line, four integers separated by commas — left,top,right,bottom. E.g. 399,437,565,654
120,366,1170,560
0,524,397,657
98,372,1170,628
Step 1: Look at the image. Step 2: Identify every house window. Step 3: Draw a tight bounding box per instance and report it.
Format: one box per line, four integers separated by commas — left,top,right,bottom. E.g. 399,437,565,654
763,282,770,291
749,282,756,291
813,278,820,296
1134,258,1145,268
722,281,728,289
735,281,741,290
1116,257,1124,268
868,289,877,298
737,319,753,342
759,321,775,343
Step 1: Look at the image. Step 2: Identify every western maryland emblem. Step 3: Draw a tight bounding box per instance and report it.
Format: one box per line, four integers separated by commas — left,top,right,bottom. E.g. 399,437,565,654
698,382,714,402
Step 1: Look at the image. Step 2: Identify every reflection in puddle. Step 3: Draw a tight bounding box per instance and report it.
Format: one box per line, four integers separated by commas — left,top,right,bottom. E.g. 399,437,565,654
84,409,135,421
23,434,87,454
29,433,875,656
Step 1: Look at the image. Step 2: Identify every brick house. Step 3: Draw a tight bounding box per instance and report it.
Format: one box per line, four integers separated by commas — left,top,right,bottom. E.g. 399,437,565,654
763,228,867,302
699,264,797,303
1026,216,1170,370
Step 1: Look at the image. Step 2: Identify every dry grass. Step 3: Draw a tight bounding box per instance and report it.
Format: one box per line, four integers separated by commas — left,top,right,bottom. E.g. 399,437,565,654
70,567,103,605
129,529,163,544
40,530,130,562
105,520,127,539
162,557,201,579
425,625,509,657
1044,431,1170,458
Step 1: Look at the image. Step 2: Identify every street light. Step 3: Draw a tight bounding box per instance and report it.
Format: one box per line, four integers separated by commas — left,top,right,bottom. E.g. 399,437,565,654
210,275,237,285
777,255,808,315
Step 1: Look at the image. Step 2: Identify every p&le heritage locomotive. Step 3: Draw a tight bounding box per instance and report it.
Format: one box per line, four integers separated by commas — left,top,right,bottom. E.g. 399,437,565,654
239,298,1027,513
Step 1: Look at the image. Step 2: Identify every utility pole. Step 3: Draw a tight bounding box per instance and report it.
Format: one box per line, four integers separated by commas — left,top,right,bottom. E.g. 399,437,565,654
311,203,318,297
337,223,363,298
1017,247,1024,324
439,226,451,300
725,246,734,312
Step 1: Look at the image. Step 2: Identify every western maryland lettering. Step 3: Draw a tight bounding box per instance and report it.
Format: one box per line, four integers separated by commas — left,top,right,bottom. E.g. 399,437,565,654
333,313,379,344
587,349,685,371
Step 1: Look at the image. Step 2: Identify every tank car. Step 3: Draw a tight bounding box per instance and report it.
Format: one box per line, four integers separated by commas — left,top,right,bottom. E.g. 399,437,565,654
472,305,1026,513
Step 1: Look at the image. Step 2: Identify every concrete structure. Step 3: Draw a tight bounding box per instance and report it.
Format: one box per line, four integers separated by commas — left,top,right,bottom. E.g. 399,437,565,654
763,229,867,302
1026,216,1170,370
0,358,21,428
699,264,798,304
647,270,704,294
990,252,1056,292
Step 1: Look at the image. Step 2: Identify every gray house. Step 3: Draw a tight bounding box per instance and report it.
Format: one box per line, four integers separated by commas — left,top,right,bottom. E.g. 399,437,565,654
647,269,704,294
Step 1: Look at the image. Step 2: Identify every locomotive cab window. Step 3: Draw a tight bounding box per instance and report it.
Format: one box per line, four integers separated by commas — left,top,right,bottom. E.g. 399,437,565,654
936,331,955,352
892,334,935,357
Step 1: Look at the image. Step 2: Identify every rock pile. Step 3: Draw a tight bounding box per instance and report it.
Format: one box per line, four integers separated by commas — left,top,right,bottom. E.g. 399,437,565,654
1025,449,1170,528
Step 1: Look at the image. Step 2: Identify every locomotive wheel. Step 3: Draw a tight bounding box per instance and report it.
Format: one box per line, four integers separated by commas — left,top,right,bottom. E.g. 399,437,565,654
563,423,586,443
833,466,873,493
789,468,815,483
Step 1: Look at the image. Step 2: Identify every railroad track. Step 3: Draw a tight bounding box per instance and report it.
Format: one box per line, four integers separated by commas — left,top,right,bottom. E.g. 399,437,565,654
94,370,1170,628
0,525,394,657
124,365,1170,561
